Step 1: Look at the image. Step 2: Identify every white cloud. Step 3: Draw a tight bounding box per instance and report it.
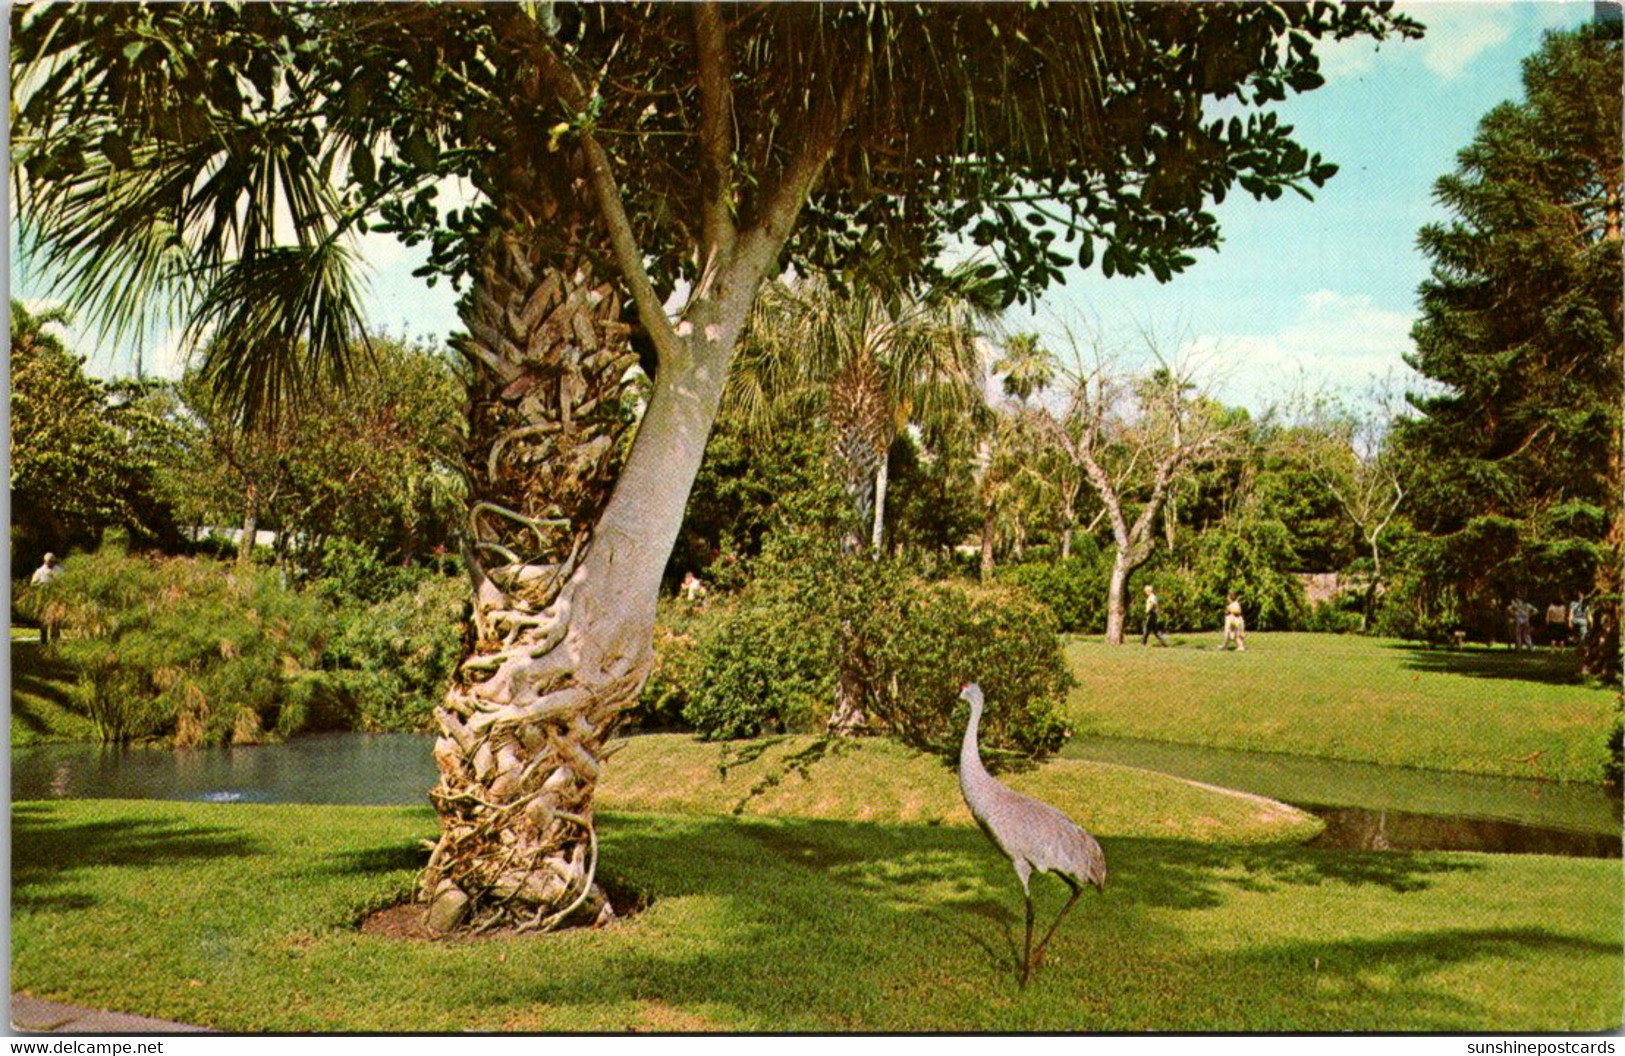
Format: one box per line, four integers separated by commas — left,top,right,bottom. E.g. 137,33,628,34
1319,1,1518,83
1181,289,1421,411
1406,1,1515,80
19,296,193,380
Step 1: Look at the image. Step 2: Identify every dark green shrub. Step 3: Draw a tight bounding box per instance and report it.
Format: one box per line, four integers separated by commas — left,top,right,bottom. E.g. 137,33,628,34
637,597,721,730
681,592,838,739
861,580,1073,758
309,537,424,604
47,547,335,744
1372,570,1461,644
996,546,1109,634
323,575,468,731
1303,600,1365,634
1173,518,1307,631
670,530,1072,758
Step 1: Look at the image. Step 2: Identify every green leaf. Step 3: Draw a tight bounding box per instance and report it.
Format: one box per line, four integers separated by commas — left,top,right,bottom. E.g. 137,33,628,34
349,147,375,187
401,131,437,170
100,132,134,170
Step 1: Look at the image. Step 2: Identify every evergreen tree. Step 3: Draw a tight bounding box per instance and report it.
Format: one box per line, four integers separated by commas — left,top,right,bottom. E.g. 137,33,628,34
1397,21,1622,672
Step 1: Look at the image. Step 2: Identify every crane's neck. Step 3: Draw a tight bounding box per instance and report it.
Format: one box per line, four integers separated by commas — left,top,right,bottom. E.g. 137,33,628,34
960,698,989,783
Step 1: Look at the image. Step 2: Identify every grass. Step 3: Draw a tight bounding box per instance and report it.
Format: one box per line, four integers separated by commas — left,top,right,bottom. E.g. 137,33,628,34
11,798,1621,1032
11,632,1623,1030
1064,633,1620,783
597,733,1321,845
9,640,97,746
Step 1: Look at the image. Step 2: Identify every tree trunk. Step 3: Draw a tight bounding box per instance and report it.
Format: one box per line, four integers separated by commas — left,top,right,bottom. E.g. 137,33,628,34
1364,535,1383,628
1060,492,1076,561
828,636,867,735
419,5,859,931
870,456,889,558
419,137,773,932
1581,440,1622,680
980,501,997,583
422,214,637,933
237,487,258,566
1105,554,1131,644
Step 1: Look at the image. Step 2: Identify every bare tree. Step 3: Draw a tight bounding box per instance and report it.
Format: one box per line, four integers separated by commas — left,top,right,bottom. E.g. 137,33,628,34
1286,382,1408,625
1038,327,1241,643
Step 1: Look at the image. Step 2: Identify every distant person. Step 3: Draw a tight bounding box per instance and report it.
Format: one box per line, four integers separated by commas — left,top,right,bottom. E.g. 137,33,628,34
30,552,63,644
1506,598,1536,651
1222,594,1246,652
1140,584,1169,647
1570,597,1590,644
680,571,707,604
1545,600,1569,648
30,552,62,587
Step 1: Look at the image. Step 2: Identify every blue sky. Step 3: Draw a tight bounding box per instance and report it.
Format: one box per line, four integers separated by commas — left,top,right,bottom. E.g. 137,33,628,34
1025,0,1598,413
11,1,1600,415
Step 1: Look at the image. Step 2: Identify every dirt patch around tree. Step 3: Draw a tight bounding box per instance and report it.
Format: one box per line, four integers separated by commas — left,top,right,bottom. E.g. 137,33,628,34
357,876,650,942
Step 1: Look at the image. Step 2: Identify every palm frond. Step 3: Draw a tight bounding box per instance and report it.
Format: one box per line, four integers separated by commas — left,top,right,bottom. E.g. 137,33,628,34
12,2,371,426
192,241,369,427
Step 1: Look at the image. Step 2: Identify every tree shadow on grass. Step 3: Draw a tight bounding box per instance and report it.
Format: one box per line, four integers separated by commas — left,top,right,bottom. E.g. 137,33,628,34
9,641,85,736
1182,925,1621,1032
1390,644,1590,687
1110,837,1488,911
12,803,265,913
323,839,429,878
462,814,1603,1030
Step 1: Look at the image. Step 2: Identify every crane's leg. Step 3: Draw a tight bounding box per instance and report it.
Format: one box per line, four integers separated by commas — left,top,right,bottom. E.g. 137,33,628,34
1012,861,1035,987
1029,883,1084,970
1020,891,1035,987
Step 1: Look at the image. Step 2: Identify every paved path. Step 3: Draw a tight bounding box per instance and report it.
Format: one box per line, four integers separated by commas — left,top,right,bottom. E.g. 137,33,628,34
10,995,211,1034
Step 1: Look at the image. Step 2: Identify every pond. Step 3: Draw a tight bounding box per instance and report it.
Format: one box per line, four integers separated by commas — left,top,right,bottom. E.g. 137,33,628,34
11,731,1621,858
1065,734,1621,858
11,732,438,806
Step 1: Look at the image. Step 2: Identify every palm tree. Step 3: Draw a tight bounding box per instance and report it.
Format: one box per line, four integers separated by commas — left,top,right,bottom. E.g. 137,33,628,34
731,272,992,733
733,271,994,556
994,333,1091,559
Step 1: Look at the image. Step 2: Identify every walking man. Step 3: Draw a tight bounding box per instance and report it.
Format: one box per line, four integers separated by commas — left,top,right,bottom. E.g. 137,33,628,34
1141,584,1169,647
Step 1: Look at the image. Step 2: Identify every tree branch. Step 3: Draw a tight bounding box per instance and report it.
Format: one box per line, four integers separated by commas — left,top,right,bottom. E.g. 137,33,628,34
693,2,738,268
523,26,684,374
734,48,871,278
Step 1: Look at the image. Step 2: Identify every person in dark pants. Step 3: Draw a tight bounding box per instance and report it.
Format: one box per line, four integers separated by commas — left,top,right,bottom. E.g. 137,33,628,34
1544,600,1568,649
1141,584,1169,647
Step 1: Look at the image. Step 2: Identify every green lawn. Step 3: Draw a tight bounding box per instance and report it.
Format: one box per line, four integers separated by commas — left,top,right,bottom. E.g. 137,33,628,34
11,632,1623,1031
1064,633,1619,783
598,733,1321,845
12,799,1620,1032
9,641,96,746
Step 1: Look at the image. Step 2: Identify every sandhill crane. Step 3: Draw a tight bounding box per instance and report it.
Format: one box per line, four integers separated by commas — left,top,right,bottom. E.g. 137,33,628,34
959,682,1105,985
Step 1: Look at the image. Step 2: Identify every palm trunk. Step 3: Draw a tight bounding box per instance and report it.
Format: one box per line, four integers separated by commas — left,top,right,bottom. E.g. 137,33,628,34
980,501,997,583
421,157,773,933
419,160,678,933
870,457,889,558
421,3,861,931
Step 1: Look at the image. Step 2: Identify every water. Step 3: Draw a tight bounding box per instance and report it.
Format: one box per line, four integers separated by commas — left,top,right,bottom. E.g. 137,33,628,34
11,732,437,806
1065,734,1621,858
12,731,1621,858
